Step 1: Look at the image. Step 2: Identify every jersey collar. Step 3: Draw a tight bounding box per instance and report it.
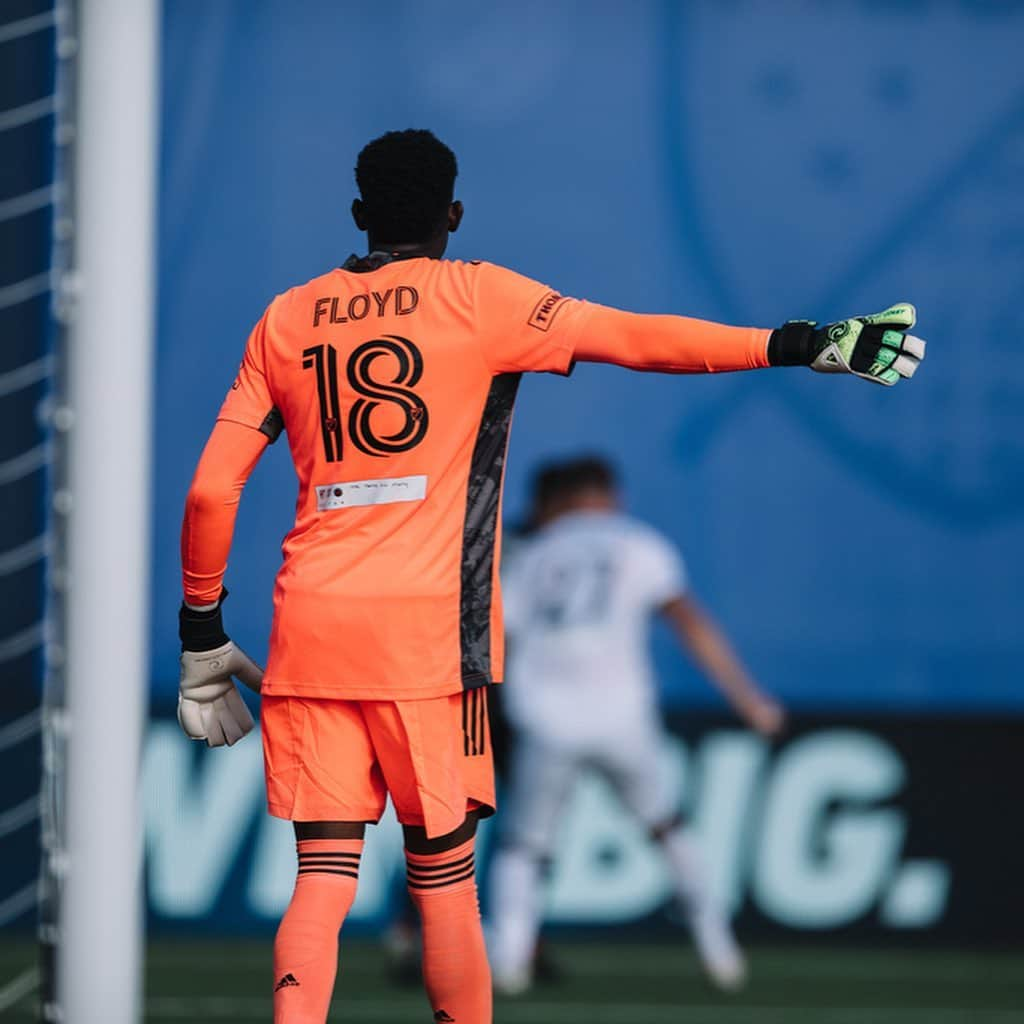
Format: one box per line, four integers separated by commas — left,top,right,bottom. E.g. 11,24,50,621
342,250,429,273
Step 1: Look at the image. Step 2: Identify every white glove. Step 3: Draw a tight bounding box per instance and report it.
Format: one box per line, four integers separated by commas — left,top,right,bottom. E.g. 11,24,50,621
178,640,263,748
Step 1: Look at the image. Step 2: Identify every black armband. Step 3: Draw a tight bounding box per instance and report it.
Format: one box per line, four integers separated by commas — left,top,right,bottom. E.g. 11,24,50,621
259,407,284,443
179,588,230,652
767,320,819,366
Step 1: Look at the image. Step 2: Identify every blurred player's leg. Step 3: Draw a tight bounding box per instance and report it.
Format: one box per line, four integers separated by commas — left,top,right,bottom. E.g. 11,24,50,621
405,814,491,1024
653,817,746,990
487,735,579,994
273,822,365,1023
486,848,543,995
601,728,746,991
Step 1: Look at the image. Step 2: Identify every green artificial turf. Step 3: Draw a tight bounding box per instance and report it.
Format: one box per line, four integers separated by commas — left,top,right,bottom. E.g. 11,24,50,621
1,937,1022,1022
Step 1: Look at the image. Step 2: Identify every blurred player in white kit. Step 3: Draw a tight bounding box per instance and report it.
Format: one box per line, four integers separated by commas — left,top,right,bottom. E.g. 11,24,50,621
487,456,785,994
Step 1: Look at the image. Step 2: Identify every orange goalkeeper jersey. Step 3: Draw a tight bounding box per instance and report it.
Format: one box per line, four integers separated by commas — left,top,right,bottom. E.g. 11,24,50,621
187,255,771,700
217,258,591,700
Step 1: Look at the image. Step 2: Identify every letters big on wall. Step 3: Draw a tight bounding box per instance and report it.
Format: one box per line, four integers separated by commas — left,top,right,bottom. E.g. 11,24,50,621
143,716,1023,940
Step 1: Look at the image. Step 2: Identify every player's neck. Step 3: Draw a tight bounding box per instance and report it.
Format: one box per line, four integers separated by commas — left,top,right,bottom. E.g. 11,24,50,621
365,235,447,261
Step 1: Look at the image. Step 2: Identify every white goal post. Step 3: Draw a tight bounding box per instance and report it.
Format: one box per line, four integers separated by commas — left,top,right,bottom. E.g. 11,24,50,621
59,0,158,1020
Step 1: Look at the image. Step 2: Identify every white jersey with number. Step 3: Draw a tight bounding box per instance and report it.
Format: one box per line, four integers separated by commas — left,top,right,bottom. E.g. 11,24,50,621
501,509,686,746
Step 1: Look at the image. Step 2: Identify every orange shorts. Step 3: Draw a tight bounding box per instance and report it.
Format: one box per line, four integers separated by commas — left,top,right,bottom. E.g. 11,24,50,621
261,688,495,839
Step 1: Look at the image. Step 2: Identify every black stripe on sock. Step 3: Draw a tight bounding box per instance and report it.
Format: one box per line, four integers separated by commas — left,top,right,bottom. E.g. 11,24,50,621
406,857,475,879
405,852,474,877
407,866,476,891
406,861,475,885
297,868,360,880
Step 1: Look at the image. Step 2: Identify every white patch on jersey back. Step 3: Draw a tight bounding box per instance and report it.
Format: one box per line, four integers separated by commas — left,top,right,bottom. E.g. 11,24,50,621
315,474,427,511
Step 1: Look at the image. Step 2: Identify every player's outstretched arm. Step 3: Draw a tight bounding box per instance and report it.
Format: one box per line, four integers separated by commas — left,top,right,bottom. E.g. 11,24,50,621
178,419,269,747
660,596,785,737
573,302,924,386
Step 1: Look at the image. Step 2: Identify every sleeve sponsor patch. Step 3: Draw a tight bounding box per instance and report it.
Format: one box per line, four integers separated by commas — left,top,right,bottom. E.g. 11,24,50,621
528,291,570,332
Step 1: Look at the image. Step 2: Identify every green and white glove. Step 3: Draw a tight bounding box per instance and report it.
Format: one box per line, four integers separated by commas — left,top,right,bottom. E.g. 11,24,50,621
768,303,925,386
178,590,263,748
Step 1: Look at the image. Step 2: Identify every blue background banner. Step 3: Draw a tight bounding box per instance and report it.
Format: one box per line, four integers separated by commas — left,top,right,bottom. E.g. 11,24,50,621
152,1,1024,711
142,712,1024,940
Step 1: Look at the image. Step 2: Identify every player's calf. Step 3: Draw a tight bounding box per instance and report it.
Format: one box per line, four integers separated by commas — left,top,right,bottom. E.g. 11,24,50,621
405,813,491,1024
274,822,365,1024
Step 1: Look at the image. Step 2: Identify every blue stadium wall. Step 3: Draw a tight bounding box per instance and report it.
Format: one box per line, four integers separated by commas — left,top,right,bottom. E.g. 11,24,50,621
147,2,1023,938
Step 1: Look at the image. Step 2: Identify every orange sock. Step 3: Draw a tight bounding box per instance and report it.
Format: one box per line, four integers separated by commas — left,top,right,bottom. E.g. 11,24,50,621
406,838,491,1024
273,839,362,1024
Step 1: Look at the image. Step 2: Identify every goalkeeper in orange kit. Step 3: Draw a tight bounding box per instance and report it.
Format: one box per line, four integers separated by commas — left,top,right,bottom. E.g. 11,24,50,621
177,129,925,1023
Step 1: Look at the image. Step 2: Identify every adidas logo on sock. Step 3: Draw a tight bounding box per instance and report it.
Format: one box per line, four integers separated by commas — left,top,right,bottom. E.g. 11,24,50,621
434,1011,456,1022
274,973,300,992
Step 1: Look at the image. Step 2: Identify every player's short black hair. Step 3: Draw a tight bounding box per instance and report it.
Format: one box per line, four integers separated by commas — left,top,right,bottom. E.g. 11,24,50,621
529,460,567,516
355,129,458,244
559,456,618,496
526,455,618,528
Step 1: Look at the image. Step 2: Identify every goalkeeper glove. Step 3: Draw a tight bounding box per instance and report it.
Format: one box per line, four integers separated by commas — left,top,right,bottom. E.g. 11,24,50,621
178,589,263,748
768,302,925,386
